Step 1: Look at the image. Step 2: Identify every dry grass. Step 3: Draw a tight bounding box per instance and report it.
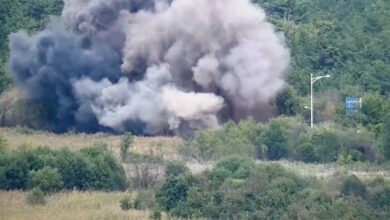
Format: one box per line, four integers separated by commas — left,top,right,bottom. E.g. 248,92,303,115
0,190,168,220
256,160,390,180
185,160,390,180
0,127,183,160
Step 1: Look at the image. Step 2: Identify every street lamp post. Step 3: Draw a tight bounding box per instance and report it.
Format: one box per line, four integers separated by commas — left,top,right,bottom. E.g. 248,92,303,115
305,74,331,128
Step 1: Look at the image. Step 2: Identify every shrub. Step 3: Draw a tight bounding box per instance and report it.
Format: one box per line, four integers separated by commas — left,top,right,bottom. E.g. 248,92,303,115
134,190,156,210
55,149,89,190
273,84,301,116
15,125,35,134
341,175,366,198
126,154,164,189
81,146,126,190
310,128,341,162
28,166,63,193
214,155,255,179
262,119,288,160
361,92,383,126
366,178,390,209
150,209,162,220
382,113,390,160
340,128,377,162
27,187,46,205
120,132,133,161
165,161,189,178
0,153,29,189
155,175,195,212
297,140,317,162
189,119,260,160
0,135,6,152
120,196,133,211
0,146,126,191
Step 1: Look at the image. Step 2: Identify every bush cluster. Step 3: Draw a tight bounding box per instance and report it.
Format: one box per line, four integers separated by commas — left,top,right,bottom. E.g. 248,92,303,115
156,155,390,219
185,117,379,163
125,154,165,189
0,145,126,192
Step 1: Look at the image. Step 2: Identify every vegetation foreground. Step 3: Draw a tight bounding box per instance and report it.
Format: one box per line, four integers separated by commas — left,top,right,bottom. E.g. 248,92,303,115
0,191,159,220
0,126,390,219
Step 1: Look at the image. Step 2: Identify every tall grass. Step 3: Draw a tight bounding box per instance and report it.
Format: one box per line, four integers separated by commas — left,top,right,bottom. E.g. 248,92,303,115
0,127,183,160
0,190,167,220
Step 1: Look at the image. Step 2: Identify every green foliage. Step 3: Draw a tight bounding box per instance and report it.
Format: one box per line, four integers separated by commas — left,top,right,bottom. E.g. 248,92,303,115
149,210,162,220
80,146,126,190
255,117,308,161
273,84,301,116
341,175,367,198
186,117,378,163
0,135,6,152
125,154,164,189
155,175,195,212
120,132,133,161
0,98,50,130
156,156,389,219
262,119,288,160
310,127,341,162
0,146,126,191
134,190,157,210
28,166,62,193
15,125,35,134
0,0,64,94
382,113,390,160
120,196,133,211
185,119,260,160
214,155,255,179
361,93,384,126
27,187,46,205
297,140,317,162
254,0,390,97
165,160,189,179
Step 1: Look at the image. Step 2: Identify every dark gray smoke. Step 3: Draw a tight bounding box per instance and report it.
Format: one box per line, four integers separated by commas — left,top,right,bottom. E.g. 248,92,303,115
8,0,289,134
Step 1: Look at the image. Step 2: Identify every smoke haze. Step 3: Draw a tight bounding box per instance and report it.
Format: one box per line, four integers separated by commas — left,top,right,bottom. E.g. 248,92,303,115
9,0,289,134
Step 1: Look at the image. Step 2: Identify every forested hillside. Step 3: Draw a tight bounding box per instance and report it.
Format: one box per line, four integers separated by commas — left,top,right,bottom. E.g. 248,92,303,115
1,1,390,219
0,0,63,93
1,0,390,95
1,1,390,126
257,0,390,95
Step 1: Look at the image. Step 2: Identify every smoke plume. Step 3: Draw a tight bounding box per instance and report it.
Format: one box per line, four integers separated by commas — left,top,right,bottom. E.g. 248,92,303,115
8,0,289,134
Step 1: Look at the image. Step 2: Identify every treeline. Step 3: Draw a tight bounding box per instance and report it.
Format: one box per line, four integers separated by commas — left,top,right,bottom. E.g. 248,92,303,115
257,0,390,96
1,0,390,136
1,0,390,97
0,0,63,93
0,141,126,192
125,155,390,219
182,116,390,163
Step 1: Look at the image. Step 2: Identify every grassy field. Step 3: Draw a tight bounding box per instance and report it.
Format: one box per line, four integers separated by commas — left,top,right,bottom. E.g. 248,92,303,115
0,127,183,160
2,127,389,179
1,127,390,219
0,190,169,220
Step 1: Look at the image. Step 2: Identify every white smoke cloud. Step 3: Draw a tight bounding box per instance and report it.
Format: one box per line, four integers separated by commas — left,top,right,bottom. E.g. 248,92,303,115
120,0,289,106
69,0,289,133
9,0,289,134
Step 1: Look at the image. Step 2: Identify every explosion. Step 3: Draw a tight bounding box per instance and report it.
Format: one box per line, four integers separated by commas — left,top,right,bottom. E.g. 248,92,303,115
9,0,289,134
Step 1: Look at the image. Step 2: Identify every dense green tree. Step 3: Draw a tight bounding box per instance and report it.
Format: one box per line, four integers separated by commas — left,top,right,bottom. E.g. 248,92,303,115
28,166,63,193
361,92,384,126
255,0,390,97
0,0,63,94
382,113,390,160
273,84,301,116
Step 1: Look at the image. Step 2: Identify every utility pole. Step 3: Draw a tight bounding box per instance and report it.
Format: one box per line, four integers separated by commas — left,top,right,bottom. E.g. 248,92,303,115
305,74,331,128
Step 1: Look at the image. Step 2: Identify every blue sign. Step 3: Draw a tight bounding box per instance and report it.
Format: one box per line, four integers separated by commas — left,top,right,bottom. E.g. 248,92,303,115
346,98,360,114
